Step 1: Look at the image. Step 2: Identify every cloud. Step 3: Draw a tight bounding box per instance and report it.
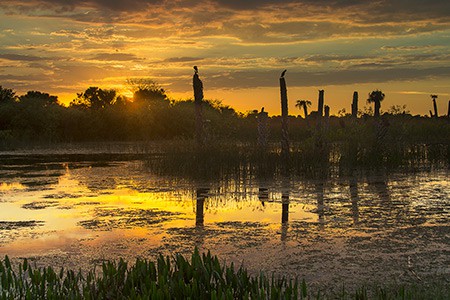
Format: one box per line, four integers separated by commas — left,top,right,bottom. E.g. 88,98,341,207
90,53,141,61
0,53,44,61
1,0,449,99
201,66,450,89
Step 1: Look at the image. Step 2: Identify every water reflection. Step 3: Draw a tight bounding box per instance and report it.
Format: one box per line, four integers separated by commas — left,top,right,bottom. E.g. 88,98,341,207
258,187,269,207
0,154,448,288
195,188,209,227
315,182,325,226
349,177,359,225
281,190,289,241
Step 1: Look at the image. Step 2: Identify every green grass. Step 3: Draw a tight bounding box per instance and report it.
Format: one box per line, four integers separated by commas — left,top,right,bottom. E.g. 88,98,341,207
1,249,448,299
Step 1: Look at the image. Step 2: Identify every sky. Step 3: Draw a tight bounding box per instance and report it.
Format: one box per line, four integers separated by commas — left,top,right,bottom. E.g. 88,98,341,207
1,0,449,115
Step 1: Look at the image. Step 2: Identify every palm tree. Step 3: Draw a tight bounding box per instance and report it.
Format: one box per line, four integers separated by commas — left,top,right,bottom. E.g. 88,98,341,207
367,90,385,117
295,99,311,118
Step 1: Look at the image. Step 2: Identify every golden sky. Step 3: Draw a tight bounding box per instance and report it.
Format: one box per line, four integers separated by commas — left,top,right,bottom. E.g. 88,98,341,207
1,0,449,115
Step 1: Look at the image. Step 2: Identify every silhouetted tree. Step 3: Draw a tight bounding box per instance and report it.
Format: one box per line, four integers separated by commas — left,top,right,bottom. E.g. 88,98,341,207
126,78,167,106
367,90,385,117
70,87,117,110
295,99,311,118
19,91,59,107
0,86,16,131
0,86,16,104
10,90,64,141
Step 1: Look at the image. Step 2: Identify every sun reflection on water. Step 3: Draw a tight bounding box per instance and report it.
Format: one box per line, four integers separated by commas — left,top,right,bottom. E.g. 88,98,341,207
0,157,448,287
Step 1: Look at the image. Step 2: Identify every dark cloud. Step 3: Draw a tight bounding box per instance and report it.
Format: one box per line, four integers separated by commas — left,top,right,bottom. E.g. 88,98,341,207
304,54,371,63
163,57,204,63
90,53,141,61
4,0,449,19
213,0,364,10
0,53,44,61
18,0,163,12
203,66,450,89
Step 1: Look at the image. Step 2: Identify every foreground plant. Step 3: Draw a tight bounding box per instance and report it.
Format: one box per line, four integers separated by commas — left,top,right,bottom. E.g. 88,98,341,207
0,249,448,299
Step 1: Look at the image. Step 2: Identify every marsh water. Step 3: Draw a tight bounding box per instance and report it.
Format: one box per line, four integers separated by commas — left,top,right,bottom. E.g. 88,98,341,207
0,146,448,290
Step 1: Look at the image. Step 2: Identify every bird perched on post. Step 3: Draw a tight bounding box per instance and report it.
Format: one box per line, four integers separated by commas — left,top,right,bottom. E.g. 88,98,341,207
280,69,287,78
194,66,198,73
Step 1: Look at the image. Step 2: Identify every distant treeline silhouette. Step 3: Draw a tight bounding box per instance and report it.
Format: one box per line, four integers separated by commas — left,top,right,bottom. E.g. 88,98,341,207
0,82,449,149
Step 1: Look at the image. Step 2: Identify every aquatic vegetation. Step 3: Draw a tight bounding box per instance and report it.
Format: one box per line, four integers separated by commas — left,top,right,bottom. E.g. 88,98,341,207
78,208,181,230
0,221,44,230
1,250,448,299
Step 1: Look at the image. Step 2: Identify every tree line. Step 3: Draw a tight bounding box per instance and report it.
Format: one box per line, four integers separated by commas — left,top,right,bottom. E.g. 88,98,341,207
0,81,246,143
0,80,448,147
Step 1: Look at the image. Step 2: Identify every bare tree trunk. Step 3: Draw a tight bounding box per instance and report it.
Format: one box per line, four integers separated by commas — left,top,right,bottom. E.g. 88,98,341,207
257,108,269,149
433,98,438,118
447,100,450,118
303,105,308,119
318,90,324,117
280,73,290,161
193,71,205,146
351,91,358,118
374,100,381,117
324,105,330,118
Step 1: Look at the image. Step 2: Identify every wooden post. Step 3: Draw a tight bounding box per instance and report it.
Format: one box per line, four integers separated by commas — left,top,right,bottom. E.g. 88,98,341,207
447,100,450,118
280,70,290,160
351,91,358,118
257,107,269,149
318,90,324,117
193,66,205,146
431,95,438,118
324,105,330,118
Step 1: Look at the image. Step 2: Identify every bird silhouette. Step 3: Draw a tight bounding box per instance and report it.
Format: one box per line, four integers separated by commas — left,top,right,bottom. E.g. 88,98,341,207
281,69,287,78
194,66,198,73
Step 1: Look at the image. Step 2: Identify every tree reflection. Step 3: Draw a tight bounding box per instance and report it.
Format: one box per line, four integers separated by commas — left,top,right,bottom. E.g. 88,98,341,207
349,177,359,225
195,187,209,227
315,182,325,226
258,187,269,207
281,189,289,241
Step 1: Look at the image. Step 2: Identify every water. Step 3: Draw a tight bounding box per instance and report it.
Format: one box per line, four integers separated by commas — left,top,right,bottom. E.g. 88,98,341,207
0,152,448,289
